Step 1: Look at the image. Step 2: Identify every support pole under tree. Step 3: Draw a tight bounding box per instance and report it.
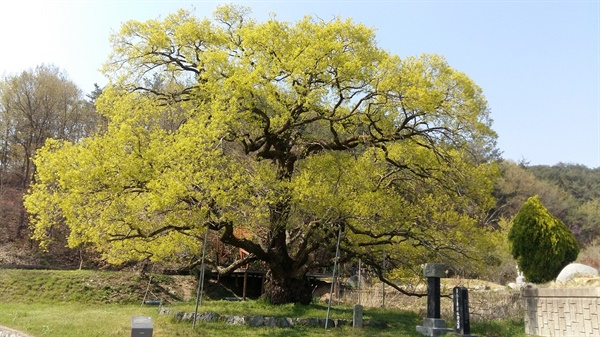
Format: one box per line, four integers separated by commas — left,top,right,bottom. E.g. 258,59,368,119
357,259,361,305
325,226,342,330
192,230,209,329
242,268,248,301
381,248,386,308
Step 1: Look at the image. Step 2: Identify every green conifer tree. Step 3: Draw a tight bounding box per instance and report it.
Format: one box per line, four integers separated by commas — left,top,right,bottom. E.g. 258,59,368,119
508,195,579,283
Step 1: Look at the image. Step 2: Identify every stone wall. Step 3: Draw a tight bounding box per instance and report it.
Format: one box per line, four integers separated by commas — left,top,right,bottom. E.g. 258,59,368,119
0,325,33,337
523,287,600,337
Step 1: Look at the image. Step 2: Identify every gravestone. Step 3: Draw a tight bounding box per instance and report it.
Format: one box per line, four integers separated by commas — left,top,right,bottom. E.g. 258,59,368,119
453,286,477,337
416,263,452,336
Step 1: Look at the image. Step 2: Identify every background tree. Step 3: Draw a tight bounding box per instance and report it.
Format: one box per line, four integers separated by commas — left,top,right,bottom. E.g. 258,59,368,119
573,199,600,244
508,195,579,283
527,163,600,244
25,6,499,304
0,65,100,243
528,163,600,202
492,161,576,224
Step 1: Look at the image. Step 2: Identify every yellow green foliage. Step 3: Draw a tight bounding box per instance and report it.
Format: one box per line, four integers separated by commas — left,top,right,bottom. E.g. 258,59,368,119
25,5,499,287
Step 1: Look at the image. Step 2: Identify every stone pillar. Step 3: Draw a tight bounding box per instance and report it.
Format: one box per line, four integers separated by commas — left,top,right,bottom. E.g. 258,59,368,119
427,276,441,319
416,263,452,337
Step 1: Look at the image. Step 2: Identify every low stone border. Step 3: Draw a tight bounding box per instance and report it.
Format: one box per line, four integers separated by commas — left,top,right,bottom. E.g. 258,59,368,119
0,325,34,337
159,307,388,328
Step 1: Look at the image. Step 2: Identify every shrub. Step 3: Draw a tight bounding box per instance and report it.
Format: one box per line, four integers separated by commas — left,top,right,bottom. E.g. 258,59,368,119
508,195,579,283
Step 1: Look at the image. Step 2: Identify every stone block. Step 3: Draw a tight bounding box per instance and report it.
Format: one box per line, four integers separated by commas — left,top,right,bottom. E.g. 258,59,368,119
423,263,448,278
416,318,452,337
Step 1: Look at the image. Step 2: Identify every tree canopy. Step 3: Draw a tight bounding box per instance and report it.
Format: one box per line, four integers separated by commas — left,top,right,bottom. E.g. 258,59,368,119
25,6,499,304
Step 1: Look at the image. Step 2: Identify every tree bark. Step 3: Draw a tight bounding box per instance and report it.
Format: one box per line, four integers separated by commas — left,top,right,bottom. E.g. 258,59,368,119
263,268,312,305
262,193,313,305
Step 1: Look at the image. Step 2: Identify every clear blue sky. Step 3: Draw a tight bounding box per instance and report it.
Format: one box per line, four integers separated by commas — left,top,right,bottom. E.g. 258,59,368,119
1,1,598,168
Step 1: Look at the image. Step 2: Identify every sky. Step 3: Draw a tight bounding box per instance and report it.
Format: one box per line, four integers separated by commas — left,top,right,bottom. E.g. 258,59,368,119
0,0,598,168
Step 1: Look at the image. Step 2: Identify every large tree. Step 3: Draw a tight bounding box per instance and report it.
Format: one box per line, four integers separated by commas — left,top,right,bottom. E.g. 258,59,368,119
25,6,499,304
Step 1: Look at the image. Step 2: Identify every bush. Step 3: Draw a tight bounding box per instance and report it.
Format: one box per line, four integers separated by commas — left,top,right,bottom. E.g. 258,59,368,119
508,195,579,283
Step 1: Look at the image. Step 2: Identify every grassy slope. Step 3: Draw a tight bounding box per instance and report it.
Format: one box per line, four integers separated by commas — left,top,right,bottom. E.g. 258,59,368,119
0,269,526,337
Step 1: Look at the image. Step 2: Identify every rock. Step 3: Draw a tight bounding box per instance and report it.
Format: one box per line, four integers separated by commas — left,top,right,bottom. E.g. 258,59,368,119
277,317,294,328
182,312,195,321
246,316,264,327
225,315,246,325
196,312,220,323
333,319,347,327
295,317,319,327
319,318,334,328
171,311,184,321
263,317,277,327
556,263,599,283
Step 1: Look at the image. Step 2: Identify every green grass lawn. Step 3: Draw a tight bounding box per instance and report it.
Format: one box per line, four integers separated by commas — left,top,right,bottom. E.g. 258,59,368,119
0,301,526,337
0,269,526,337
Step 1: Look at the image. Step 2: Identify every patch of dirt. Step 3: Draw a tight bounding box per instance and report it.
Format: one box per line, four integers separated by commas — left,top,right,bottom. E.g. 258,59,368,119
165,275,197,301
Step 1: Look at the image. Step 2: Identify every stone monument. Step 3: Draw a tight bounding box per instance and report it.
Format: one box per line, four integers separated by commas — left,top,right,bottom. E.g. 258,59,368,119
416,263,452,336
508,265,527,290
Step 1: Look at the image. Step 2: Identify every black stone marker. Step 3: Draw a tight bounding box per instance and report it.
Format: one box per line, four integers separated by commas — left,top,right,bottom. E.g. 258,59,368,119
453,286,476,337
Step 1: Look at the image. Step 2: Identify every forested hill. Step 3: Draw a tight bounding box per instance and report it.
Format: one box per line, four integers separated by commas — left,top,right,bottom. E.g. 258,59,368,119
527,163,600,202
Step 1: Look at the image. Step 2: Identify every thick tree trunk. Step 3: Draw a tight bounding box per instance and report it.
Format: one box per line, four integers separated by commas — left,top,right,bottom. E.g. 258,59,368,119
263,267,312,305
262,199,313,305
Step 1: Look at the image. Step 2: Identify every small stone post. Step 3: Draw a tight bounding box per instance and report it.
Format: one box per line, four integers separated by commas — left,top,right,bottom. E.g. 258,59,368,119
416,263,452,336
353,304,363,328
